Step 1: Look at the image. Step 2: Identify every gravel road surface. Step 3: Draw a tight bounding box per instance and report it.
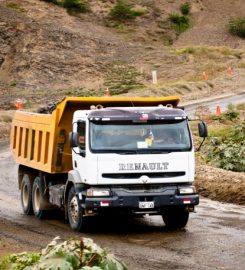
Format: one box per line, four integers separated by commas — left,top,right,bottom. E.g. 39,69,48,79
0,142,244,269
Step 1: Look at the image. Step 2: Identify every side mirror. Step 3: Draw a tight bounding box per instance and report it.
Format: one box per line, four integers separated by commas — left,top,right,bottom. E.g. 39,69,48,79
69,132,78,148
198,122,208,138
196,121,208,151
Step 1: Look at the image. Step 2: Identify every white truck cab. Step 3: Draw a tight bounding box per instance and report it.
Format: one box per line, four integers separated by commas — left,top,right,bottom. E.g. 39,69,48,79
68,106,205,231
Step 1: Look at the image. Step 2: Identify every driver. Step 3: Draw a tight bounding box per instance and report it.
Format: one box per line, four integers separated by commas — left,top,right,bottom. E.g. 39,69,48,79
154,130,176,144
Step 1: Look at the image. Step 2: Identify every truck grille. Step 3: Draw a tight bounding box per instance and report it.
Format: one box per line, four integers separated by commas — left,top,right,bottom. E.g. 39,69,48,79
102,172,185,179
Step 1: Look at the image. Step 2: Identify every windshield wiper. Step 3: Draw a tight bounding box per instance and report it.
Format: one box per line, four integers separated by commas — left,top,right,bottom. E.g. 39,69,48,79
149,150,171,154
116,150,138,154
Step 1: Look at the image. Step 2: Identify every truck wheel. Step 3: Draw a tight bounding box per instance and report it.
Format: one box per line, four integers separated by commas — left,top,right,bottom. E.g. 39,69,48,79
162,207,189,229
32,176,47,219
20,174,34,215
67,186,84,231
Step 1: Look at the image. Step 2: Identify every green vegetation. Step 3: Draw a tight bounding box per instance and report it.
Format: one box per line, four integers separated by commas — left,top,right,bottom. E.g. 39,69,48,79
228,17,245,38
109,0,146,21
238,61,245,68
6,1,25,12
211,104,240,122
42,0,90,14
202,104,244,172
204,124,244,172
1,115,12,123
180,2,191,15
103,63,144,95
172,46,244,71
63,0,90,14
174,46,243,57
65,87,100,97
168,2,192,35
42,0,64,6
169,14,191,35
0,237,127,270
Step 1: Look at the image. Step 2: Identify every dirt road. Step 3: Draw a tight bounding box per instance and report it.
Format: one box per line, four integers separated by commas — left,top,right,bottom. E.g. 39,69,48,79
0,141,244,270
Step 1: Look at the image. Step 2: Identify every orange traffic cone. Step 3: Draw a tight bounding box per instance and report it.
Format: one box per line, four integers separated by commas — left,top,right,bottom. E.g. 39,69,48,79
15,98,22,110
105,88,110,96
227,66,233,76
215,102,221,115
202,72,208,80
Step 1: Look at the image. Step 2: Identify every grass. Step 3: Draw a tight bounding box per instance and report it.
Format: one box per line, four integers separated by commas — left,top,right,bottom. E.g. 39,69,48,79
180,2,191,15
238,61,245,68
109,0,147,22
1,115,12,123
6,1,25,12
64,87,100,97
236,103,245,111
173,46,244,59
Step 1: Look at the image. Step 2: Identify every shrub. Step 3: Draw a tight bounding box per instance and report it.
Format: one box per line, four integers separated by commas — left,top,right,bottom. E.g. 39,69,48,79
109,0,144,21
225,104,240,121
180,2,191,15
228,17,245,38
42,0,60,4
212,103,240,122
204,124,245,172
169,14,191,34
103,63,144,95
63,0,90,14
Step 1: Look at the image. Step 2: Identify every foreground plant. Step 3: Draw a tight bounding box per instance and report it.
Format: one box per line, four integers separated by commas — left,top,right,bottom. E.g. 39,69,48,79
0,237,127,270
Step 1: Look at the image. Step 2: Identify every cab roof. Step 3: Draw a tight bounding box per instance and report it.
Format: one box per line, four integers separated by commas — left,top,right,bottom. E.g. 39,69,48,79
88,107,186,121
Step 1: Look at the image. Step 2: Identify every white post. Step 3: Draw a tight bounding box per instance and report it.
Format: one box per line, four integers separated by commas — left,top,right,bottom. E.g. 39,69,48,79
152,70,157,84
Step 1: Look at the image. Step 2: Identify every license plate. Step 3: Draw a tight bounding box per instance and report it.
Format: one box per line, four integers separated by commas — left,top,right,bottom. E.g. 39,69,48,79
139,201,154,209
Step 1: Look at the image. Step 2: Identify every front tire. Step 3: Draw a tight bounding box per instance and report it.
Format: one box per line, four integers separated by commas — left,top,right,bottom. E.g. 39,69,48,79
20,173,34,215
162,207,189,229
32,176,48,219
67,186,84,231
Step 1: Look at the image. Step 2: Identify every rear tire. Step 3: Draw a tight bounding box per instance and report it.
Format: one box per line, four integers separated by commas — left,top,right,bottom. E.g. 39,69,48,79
162,207,189,229
32,176,48,219
67,186,84,231
20,173,34,215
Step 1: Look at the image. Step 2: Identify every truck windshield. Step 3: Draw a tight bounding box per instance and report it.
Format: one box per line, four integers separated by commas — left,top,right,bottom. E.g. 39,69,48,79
90,120,192,153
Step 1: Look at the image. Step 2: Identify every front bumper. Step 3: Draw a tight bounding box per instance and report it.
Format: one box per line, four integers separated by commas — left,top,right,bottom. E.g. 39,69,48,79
83,186,199,213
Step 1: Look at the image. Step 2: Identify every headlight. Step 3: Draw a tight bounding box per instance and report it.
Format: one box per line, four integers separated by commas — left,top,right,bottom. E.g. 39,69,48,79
86,189,111,197
178,186,196,194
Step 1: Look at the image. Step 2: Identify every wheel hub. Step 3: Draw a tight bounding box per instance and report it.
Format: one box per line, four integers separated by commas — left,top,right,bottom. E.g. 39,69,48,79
22,183,29,207
69,196,79,223
33,186,41,211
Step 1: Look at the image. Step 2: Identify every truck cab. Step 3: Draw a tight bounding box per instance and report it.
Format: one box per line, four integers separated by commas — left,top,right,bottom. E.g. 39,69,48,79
68,106,200,231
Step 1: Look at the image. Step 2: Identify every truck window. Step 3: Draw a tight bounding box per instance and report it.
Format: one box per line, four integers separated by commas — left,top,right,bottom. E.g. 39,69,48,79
89,120,192,153
77,121,86,150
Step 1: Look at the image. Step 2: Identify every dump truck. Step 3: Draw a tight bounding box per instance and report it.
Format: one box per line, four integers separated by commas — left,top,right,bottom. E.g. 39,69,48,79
10,96,207,231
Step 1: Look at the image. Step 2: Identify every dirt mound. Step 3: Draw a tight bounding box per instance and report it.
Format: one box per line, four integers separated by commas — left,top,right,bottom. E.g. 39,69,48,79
195,165,245,205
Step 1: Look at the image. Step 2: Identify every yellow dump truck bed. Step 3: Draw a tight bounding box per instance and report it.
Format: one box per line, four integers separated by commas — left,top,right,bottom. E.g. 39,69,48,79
10,96,180,174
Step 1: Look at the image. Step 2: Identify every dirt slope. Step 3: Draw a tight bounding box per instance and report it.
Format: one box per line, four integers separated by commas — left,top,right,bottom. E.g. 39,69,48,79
175,0,245,47
0,0,245,108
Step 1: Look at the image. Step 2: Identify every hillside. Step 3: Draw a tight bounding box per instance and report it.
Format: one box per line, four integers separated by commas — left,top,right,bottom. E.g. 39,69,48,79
0,0,245,109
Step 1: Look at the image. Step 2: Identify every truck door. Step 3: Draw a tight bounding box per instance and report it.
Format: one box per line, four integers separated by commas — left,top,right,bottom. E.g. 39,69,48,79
74,121,88,179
